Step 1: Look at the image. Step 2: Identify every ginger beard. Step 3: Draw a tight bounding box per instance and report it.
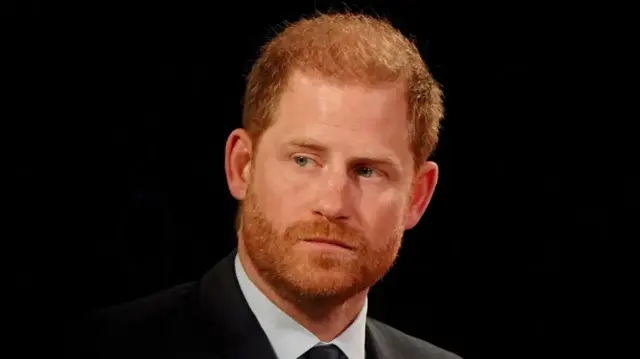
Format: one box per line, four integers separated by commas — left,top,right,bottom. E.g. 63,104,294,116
239,179,406,305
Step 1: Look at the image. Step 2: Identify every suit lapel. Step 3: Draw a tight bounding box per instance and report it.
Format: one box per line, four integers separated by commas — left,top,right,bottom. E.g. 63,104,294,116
195,249,278,359
365,318,394,359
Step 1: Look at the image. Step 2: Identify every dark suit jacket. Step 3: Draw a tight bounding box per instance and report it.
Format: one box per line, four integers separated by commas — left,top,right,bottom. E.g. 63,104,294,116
66,250,462,359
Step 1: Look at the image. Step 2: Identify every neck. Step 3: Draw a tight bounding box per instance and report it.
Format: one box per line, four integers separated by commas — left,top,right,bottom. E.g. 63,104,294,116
238,242,367,342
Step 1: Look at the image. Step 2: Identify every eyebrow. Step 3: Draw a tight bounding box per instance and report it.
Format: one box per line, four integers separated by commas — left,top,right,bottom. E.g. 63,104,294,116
285,138,402,171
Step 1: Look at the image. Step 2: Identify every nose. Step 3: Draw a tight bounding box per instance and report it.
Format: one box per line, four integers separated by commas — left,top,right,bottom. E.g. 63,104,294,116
312,168,351,220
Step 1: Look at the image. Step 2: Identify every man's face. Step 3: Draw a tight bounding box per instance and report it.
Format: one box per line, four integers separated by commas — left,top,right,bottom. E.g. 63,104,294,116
240,70,420,302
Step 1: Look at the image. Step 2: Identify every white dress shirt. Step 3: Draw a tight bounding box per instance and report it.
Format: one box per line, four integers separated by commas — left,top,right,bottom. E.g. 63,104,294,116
234,254,368,359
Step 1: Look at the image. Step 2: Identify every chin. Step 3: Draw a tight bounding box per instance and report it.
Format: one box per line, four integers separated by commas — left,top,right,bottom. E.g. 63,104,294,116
275,258,366,299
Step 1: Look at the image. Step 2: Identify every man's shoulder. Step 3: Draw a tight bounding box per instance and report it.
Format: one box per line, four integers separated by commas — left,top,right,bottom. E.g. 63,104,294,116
66,281,204,357
367,317,463,359
90,281,198,325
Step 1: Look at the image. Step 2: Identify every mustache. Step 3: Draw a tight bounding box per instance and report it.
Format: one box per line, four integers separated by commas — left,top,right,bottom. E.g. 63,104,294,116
283,218,366,248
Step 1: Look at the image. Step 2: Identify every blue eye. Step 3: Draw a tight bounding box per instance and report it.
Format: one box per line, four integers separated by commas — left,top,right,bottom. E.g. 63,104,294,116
356,167,374,178
294,156,311,167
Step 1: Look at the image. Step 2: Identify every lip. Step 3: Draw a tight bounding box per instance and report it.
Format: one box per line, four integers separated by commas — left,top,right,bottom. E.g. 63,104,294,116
303,238,354,250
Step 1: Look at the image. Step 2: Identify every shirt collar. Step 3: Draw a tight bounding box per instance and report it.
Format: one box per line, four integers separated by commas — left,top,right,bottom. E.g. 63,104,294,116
234,254,367,359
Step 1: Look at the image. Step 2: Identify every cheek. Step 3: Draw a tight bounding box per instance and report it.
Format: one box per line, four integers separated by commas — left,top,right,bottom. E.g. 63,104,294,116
255,166,308,229
362,192,406,237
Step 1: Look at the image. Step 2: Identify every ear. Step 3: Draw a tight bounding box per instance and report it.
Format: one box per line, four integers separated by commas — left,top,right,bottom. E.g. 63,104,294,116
404,161,439,230
224,128,254,201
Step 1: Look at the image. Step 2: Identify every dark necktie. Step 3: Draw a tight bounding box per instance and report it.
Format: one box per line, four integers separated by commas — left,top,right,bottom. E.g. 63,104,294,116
299,344,346,359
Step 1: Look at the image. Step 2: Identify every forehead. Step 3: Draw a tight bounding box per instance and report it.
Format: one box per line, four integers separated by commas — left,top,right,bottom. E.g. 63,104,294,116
264,70,412,164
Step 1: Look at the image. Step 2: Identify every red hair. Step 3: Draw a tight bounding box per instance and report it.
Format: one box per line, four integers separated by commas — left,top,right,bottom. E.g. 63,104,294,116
242,12,444,173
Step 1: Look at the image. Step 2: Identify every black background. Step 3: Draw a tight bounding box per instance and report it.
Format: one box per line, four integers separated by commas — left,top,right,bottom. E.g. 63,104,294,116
6,1,634,358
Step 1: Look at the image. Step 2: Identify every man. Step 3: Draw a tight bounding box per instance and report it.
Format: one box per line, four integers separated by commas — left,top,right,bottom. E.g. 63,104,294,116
70,12,462,359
